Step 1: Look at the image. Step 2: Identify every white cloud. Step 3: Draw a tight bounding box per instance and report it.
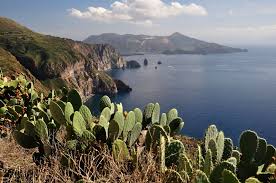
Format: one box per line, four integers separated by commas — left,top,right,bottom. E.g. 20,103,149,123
68,0,207,25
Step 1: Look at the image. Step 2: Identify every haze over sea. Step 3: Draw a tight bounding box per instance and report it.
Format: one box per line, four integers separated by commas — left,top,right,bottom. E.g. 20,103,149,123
87,46,276,144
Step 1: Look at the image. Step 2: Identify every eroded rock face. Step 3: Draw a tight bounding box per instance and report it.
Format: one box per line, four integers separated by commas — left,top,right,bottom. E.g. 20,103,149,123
53,43,126,99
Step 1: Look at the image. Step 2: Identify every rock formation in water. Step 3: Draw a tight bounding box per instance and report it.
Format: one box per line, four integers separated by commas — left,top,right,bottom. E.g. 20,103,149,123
126,60,141,69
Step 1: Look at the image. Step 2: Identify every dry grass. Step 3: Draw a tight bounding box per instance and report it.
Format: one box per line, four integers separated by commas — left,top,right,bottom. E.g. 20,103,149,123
0,137,164,183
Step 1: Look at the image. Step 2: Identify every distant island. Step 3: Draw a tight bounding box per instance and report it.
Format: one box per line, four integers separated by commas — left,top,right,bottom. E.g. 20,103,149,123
84,32,247,55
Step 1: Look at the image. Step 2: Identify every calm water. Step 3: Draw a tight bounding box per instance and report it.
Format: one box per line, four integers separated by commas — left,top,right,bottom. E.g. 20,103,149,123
88,47,276,145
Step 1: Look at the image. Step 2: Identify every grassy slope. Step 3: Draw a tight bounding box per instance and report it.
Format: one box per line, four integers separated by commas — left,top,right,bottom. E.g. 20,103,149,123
0,17,119,95
0,17,79,68
0,48,49,93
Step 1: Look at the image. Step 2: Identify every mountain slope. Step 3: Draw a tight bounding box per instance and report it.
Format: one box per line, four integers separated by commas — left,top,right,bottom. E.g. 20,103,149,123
0,17,126,98
84,32,247,55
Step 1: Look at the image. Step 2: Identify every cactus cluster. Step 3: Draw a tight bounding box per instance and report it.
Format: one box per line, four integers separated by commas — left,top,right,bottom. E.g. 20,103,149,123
2,74,276,183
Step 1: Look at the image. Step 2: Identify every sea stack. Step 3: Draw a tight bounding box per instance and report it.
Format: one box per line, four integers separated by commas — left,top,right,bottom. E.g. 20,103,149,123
144,58,148,66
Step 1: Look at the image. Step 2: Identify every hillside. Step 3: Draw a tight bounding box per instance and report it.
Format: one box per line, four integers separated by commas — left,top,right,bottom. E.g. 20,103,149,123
0,17,126,99
84,32,247,55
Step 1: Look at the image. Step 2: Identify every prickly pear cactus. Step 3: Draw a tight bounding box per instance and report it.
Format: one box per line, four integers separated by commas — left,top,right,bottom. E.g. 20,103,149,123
222,138,233,160
194,170,210,183
101,107,111,122
68,89,82,111
169,117,184,135
112,139,129,161
143,103,154,127
160,113,167,127
99,95,112,112
133,108,143,124
72,111,86,137
108,119,120,141
204,149,213,177
222,170,240,183
165,140,185,167
151,103,160,124
50,101,66,125
128,123,142,147
167,108,178,124
239,130,258,162
123,111,135,141
209,161,236,183
79,105,92,124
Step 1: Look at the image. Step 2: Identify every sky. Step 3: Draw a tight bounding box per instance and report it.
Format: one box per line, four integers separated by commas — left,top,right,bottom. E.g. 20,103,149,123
0,0,276,46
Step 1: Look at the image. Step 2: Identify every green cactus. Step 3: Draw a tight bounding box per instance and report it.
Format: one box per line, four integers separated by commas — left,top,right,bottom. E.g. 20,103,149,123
204,149,213,177
262,144,276,171
143,103,154,127
133,108,142,124
116,103,123,113
67,89,82,111
255,138,267,165
195,170,210,183
72,111,86,137
217,131,225,162
93,124,107,142
167,108,178,125
197,145,205,170
232,150,241,164
98,115,109,138
245,178,261,183
108,119,120,142
169,117,184,135
222,170,240,183
145,125,168,151
65,102,74,125
128,123,142,147
165,140,185,167
222,138,233,160
79,105,92,124
209,161,236,183
227,157,237,167
208,139,218,164
151,103,160,124
178,153,193,177
239,130,258,162
112,139,129,161
113,111,124,136
50,101,66,125
205,125,218,153
160,113,167,126
123,111,135,141
101,107,111,122
99,95,112,112
13,130,39,148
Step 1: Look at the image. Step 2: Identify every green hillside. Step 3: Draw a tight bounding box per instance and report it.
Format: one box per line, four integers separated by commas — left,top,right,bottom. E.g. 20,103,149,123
0,17,125,98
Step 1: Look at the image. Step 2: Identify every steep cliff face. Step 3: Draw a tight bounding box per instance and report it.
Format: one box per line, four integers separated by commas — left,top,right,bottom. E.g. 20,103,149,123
0,17,126,99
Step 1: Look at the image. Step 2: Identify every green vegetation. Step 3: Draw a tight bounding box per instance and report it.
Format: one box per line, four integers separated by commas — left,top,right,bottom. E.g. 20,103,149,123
0,74,276,182
0,17,124,97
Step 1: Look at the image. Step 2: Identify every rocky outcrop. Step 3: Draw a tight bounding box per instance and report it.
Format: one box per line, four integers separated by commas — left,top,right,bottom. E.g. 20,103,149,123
114,79,132,93
126,60,141,69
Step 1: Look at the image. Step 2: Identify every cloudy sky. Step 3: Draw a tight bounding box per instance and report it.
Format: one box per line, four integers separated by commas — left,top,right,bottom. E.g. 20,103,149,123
1,0,276,45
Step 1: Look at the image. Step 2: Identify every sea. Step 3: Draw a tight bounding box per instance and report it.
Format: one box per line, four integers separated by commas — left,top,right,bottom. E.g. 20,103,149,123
87,46,276,145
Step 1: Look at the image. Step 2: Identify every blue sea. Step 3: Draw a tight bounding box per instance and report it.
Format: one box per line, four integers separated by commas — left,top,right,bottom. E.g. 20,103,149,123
87,47,276,145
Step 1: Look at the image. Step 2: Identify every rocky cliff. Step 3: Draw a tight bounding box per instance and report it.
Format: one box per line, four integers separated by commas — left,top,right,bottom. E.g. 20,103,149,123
0,17,127,99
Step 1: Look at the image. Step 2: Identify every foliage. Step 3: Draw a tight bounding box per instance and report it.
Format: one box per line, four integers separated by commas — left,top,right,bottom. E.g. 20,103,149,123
1,74,276,183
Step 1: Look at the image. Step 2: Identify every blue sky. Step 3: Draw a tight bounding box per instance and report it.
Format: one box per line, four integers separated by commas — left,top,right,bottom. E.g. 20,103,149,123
1,0,276,45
